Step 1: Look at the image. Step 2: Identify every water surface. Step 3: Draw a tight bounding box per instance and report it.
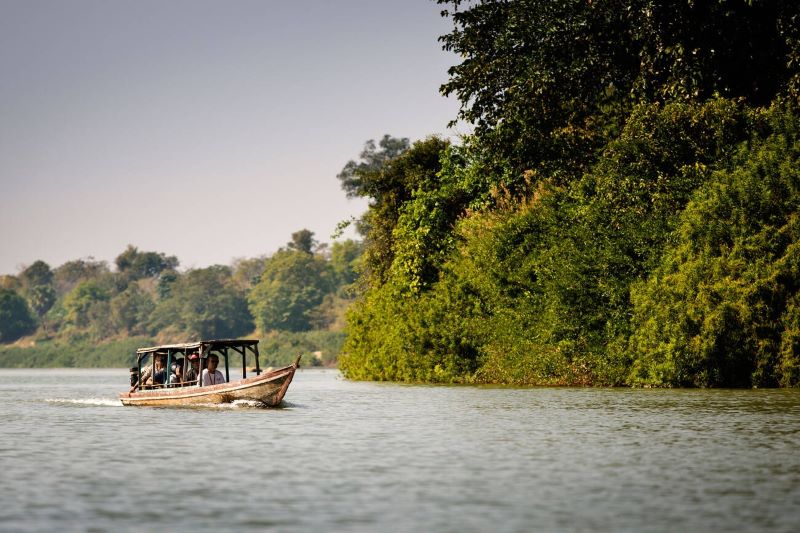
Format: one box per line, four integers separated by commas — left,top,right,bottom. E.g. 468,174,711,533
1,369,799,532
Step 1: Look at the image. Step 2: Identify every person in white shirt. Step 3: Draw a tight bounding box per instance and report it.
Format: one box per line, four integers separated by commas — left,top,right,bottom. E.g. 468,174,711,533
201,354,226,386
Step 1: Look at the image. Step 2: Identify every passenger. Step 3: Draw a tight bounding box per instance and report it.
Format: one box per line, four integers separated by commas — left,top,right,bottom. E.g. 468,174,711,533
201,354,226,386
184,353,200,384
145,354,167,387
169,359,184,386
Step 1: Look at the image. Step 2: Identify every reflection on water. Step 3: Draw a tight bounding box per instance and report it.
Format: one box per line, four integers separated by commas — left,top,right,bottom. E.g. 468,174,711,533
1,369,799,532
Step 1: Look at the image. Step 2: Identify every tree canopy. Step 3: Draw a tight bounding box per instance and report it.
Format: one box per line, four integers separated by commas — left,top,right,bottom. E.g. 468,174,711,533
1,233,362,368
248,247,333,332
0,289,36,342
339,0,800,388
115,245,179,280
438,0,800,178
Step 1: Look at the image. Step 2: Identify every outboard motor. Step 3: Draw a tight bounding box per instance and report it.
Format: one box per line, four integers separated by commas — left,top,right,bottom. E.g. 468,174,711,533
129,367,140,387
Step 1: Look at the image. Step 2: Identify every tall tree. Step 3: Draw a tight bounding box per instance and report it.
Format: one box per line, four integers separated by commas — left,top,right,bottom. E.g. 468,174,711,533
151,266,252,340
438,0,800,180
115,245,179,281
248,250,333,332
338,136,451,285
231,256,267,291
20,260,54,289
63,280,110,328
337,135,410,199
110,284,155,335
287,229,317,255
27,285,56,331
53,259,109,296
0,289,36,342
19,260,56,325
330,240,363,287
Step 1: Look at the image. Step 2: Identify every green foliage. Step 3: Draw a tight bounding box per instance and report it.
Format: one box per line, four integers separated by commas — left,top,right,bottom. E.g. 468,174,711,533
258,330,346,367
337,135,411,199
2,235,362,367
110,284,155,335
0,336,154,368
53,259,109,296
438,0,800,178
329,240,363,287
340,274,480,383
287,229,317,254
342,98,756,385
628,105,800,387
340,137,452,285
115,245,179,281
248,249,332,332
341,2,800,387
17,260,56,324
156,269,179,300
631,1,799,105
0,275,21,291
151,265,252,340
63,280,111,329
20,260,54,288
0,289,37,342
27,285,56,324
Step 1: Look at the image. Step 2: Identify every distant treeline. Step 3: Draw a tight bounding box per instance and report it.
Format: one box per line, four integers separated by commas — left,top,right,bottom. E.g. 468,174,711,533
337,0,800,387
0,230,360,368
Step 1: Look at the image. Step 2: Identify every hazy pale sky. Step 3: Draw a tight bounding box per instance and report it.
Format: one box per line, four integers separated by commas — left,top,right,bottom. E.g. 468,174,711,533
0,0,463,275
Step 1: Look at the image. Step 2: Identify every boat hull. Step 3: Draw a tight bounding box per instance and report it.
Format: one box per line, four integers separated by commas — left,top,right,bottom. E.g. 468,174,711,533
119,363,297,407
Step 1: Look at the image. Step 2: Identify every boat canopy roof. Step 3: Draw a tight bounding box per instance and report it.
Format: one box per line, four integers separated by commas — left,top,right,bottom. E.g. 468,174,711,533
136,339,259,355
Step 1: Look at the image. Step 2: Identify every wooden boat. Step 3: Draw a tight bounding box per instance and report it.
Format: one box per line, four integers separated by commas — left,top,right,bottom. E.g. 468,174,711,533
119,339,300,407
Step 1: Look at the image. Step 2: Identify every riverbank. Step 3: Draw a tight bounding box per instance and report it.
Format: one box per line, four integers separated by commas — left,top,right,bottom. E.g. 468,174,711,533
0,330,344,368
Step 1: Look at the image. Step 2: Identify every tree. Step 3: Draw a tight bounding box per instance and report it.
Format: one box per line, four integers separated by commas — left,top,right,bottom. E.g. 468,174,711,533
20,260,54,289
287,229,317,255
0,275,20,291
110,284,155,335
330,239,363,287
115,245,179,281
0,289,36,342
438,0,800,181
337,135,410,199
156,269,179,300
63,280,110,328
338,136,451,285
53,259,109,296
27,285,56,330
248,250,333,332
151,266,252,340
627,104,800,387
231,256,267,291
19,260,56,325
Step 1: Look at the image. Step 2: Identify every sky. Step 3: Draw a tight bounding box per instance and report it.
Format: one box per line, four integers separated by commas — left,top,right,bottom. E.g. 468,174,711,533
0,0,464,275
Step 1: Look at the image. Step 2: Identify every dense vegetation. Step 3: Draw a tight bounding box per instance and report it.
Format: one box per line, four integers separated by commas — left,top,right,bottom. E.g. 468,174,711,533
0,232,360,368
4,1,800,387
338,0,800,387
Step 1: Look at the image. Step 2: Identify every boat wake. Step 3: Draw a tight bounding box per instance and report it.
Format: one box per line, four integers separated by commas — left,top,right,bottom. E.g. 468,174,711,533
45,398,123,407
205,399,268,409
186,399,289,410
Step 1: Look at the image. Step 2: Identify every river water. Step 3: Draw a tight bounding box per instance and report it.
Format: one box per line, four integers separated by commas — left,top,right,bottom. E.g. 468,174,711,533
0,368,799,532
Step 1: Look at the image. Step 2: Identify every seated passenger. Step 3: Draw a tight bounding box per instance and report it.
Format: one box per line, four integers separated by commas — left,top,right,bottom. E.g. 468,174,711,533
184,353,200,384
169,359,184,386
201,354,226,386
145,354,167,387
